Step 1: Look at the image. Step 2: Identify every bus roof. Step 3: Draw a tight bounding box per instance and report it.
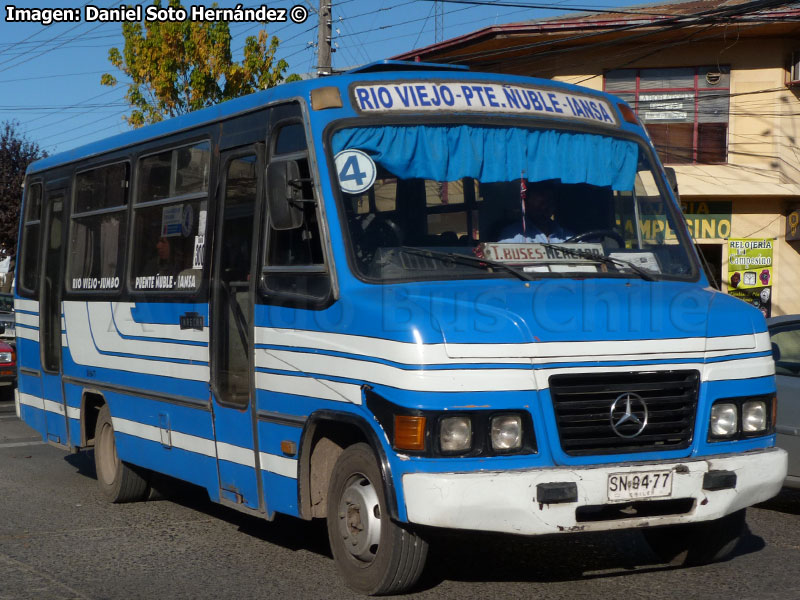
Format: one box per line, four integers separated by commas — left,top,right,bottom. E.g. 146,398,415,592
27,62,630,175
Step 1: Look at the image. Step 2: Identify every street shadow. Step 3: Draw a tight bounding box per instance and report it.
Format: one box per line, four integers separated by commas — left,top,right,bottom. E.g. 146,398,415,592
63,449,332,557
421,528,766,589
755,487,800,516
61,450,767,592
417,521,765,590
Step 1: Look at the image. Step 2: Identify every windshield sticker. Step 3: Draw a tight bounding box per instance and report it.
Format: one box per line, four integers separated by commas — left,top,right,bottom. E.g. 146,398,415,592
182,204,194,237
352,83,617,125
161,205,183,238
480,242,605,264
608,251,661,274
335,149,377,194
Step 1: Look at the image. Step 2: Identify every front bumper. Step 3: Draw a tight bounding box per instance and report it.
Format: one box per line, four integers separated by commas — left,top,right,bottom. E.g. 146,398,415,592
402,447,787,535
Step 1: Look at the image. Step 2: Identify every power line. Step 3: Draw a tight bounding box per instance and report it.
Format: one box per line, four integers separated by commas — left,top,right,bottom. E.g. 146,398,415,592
418,0,685,17
419,0,799,66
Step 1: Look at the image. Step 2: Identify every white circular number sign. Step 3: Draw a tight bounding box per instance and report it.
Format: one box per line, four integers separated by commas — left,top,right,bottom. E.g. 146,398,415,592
334,149,376,194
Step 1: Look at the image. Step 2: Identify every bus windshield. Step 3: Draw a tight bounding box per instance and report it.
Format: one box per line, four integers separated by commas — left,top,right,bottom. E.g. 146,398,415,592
332,123,697,282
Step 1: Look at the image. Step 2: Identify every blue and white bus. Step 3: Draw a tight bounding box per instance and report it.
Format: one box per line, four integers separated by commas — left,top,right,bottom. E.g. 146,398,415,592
15,61,786,595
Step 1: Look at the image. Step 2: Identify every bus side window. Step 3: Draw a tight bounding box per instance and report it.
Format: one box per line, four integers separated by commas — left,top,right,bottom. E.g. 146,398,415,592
19,182,43,295
67,162,129,293
262,118,331,304
130,141,210,293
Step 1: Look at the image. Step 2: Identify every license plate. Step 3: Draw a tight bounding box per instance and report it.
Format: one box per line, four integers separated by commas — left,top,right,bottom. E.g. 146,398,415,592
608,470,673,501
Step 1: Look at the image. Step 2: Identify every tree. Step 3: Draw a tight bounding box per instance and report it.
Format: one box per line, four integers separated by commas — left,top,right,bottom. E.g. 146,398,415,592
101,0,300,128
0,121,46,253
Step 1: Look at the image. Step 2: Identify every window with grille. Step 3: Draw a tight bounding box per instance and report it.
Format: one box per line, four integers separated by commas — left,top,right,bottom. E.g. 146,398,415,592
605,66,730,165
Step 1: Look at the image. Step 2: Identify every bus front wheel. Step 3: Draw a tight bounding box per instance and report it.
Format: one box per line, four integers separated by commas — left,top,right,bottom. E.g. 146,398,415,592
326,443,428,595
94,404,149,503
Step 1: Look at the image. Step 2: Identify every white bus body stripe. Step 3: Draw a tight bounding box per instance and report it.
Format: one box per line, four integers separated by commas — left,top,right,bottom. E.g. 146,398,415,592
256,327,763,364
110,302,208,342
66,406,80,420
16,327,40,342
18,393,44,410
43,399,65,415
260,452,298,479
257,349,536,392
216,441,256,468
112,417,216,457
64,302,208,381
72,301,208,362
535,355,774,385
15,312,40,328
255,371,363,404
14,298,38,312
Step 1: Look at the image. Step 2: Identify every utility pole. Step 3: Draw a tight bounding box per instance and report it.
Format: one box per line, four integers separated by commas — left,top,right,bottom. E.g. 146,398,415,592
317,0,332,76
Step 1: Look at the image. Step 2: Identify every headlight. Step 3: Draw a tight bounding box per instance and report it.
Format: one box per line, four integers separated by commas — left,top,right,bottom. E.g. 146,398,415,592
0,352,11,363
710,403,737,437
439,416,472,453
491,414,522,451
742,400,767,432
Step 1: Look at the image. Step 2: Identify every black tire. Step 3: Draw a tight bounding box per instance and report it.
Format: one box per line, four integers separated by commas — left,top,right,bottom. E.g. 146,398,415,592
94,404,149,503
326,443,428,595
642,508,747,566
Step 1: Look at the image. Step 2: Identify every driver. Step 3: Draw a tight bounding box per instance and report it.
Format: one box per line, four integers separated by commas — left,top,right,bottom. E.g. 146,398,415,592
498,179,572,243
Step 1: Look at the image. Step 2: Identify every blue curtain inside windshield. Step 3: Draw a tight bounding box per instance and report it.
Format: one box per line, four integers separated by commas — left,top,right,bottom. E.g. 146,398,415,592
331,125,639,191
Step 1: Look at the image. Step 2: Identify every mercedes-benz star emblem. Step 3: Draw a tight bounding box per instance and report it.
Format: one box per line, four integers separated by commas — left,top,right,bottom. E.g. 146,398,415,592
610,392,649,438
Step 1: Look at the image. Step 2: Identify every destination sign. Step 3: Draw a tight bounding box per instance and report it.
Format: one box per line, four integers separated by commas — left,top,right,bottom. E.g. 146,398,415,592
480,242,605,264
352,82,618,125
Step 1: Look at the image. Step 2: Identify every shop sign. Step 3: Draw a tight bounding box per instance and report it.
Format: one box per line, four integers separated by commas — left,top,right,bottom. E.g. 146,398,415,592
727,238,773,317
787,209,800,242
626,201,732,242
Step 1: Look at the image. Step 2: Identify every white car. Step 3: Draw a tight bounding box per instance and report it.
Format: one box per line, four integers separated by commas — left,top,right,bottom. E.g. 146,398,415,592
768,315,800,488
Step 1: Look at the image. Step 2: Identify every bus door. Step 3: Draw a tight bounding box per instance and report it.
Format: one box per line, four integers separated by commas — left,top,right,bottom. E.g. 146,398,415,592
210,148,264,510
40,186,68,445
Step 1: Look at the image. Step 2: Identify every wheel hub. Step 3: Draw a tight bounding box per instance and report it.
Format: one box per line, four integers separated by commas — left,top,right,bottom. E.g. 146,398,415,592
337,473,381,562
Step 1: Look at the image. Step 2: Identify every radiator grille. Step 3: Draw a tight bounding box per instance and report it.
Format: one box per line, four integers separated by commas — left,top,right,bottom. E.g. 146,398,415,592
549,370,699,456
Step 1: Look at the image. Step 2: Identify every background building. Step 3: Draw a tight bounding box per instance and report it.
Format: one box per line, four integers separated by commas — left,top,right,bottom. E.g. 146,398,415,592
396,0,800,316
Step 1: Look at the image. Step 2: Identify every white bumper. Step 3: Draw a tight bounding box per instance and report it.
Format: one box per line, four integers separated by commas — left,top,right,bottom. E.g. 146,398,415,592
402,448,787,535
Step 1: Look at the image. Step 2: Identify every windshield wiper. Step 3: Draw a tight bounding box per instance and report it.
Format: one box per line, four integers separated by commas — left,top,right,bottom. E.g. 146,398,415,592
398,247,536,282
537,243,656,282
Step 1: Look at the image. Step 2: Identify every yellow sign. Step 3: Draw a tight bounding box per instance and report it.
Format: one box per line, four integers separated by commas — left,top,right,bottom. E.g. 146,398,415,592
787,209,800,242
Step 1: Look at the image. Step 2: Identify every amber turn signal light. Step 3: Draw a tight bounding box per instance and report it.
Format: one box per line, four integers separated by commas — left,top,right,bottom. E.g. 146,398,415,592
617,103,639,125
394,415,427,451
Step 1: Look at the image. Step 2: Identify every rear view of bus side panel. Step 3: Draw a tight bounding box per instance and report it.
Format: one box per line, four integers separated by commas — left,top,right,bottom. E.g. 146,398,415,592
15,177,55,444
15,297,45,439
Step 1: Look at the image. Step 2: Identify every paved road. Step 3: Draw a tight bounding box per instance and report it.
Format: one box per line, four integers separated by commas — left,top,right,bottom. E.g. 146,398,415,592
2,397,800,599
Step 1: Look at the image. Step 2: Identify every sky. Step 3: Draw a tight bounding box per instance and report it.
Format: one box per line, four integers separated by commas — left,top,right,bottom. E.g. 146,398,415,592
0,0,647,155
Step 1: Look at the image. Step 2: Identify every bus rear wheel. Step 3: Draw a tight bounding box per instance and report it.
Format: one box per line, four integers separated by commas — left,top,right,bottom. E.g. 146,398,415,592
642,508,746,566
326,443,428,595
94,404,149,503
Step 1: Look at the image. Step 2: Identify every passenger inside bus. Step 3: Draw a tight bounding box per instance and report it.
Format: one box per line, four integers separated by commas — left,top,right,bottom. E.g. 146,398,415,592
145,236,183,277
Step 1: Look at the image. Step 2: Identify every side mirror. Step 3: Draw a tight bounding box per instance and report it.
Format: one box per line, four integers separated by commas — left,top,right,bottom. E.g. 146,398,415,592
267,161,304,230
772,342,781,361
664,167,680,200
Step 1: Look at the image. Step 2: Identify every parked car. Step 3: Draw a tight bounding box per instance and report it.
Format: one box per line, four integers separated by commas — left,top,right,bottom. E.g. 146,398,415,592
0,339,15,394
768,315,800,488
0,292,14,347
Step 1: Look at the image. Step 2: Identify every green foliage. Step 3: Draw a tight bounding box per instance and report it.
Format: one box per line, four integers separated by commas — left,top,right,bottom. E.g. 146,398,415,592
0,121,46,253
102,0,298,128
